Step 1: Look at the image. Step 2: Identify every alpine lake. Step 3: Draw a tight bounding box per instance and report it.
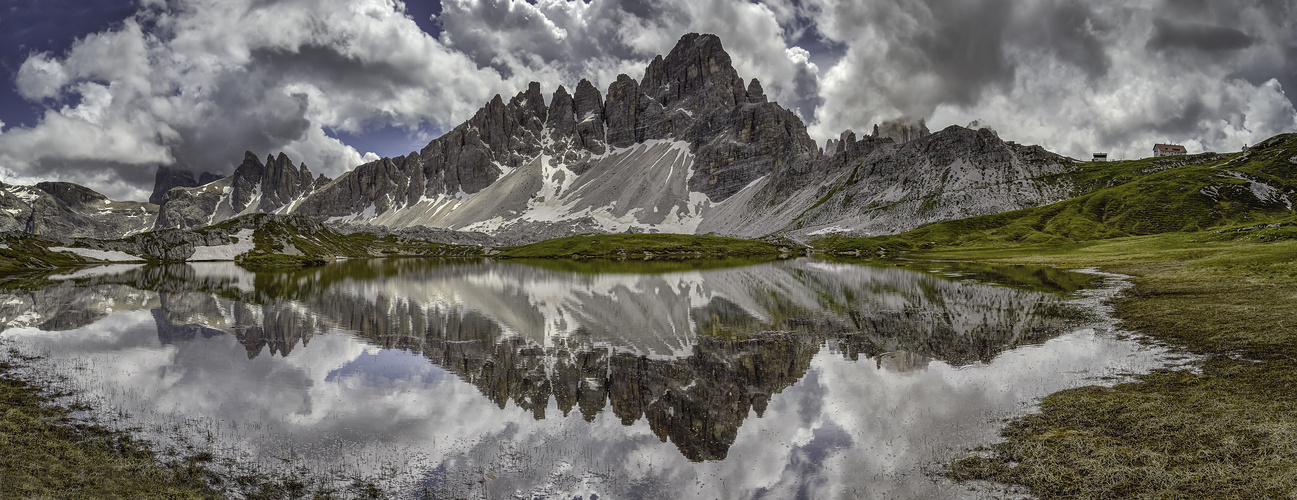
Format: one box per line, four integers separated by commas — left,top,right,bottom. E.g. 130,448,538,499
0,256,1185,499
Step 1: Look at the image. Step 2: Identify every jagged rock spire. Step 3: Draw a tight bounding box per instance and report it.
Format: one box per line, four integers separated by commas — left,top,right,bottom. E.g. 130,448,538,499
546,85,576,141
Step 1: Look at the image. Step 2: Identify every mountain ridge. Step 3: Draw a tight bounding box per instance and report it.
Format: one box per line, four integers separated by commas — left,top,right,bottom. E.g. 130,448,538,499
140,32,1073,243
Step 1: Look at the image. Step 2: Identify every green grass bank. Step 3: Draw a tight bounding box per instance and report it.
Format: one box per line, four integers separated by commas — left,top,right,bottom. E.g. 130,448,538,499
836,232,1297,498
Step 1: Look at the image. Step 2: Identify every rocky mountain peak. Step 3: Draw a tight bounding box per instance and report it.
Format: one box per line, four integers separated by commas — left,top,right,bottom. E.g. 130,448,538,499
513,81,548,126
546,85,577,141
642,33,747,112
572,79,607,154
225,151,322,213
746,78,767,104
603,74,644,148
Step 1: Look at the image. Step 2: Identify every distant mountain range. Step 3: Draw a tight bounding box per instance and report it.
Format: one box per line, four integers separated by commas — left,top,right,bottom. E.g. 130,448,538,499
2,33,1291,246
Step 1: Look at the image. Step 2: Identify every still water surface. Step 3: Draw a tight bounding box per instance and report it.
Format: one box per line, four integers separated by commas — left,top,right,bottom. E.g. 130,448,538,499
0,258,1176,498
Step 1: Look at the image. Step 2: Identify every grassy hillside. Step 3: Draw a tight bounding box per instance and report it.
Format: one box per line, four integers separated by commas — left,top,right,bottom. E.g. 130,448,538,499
817,134,1297,253
495,233,787,259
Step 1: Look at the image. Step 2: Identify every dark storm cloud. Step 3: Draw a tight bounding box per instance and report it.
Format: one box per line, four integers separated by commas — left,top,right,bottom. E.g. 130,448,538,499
1014,0,1111,79
1097,97,1207,147
908,0,1016,108
1147,18,1255,52
815,0,1022,127
28,158,160,193
166,68,312,173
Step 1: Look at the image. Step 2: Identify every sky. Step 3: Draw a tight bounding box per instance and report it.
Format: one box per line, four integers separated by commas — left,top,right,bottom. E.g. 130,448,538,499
0,0,1294,202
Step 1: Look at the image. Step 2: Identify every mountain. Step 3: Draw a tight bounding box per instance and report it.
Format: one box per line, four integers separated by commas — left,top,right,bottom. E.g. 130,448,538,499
702,125,1077,238
0,181,157,238
143,33,1076,242
23,32,1228,245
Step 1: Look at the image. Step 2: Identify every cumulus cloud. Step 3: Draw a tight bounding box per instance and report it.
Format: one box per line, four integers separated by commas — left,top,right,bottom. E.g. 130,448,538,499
1,0,1295,200
15,52,70,100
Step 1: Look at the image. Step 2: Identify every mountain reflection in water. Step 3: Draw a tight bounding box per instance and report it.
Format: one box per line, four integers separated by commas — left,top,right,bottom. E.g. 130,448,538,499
0,258,1169,498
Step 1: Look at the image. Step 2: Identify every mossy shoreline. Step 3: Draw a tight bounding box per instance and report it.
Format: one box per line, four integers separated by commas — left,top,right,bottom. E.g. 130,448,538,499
869,235,1297,498
0,348,219,498
0,342,389,499
0,230,789,274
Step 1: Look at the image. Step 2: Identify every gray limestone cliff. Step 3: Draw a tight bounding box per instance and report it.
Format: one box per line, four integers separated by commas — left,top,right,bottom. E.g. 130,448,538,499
699,125,1079,238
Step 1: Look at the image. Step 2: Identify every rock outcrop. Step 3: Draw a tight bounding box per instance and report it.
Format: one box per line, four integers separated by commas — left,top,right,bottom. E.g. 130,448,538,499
698,125,1078,238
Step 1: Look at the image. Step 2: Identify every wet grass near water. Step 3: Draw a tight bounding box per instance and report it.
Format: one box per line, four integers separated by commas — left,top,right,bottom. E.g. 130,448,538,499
918,236,1297,498
0,342,389,499
0,350,219,499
